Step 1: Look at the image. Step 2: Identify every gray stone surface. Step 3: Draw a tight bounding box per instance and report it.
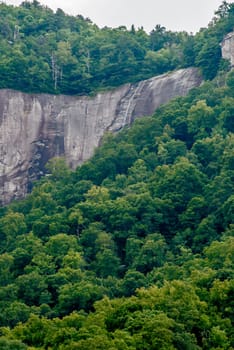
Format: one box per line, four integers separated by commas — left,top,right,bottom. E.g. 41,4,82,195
0,67,202,204
221,31,234,67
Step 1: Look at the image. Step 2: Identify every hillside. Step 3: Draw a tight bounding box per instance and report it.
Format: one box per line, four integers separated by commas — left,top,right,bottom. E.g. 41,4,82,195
0,68,233,348
0,1,233,95
0,67,202,205
0,1,233,349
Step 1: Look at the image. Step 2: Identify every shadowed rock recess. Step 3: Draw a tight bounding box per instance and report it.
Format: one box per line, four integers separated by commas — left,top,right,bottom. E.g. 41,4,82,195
0,68,202,204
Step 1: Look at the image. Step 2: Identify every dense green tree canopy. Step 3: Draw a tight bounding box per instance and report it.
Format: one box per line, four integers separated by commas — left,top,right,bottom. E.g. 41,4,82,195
0,1,233,349
0,1,233,94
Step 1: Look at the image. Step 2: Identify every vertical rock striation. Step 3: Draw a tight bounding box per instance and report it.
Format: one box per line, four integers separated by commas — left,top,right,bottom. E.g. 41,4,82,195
221,31,234,67
0,67,202,204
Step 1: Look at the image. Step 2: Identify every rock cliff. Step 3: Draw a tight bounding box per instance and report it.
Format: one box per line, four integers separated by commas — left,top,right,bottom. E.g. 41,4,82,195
0,68,202,204
221,31,234,67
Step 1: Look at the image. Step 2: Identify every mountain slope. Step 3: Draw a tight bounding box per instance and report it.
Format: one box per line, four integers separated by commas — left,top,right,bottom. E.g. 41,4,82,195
0,2,233,349
0,68,233,348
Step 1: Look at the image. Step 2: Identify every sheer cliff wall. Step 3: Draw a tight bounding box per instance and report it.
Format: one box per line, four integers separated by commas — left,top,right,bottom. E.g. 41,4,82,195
222,31,234,67
0,68,202,204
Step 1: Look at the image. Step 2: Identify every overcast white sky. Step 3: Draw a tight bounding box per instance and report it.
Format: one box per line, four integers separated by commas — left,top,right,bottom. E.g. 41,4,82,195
3,0,231,33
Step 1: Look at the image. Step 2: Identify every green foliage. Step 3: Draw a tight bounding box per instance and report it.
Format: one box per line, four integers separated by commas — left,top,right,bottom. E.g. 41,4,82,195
0,337,27,350
0,1,234,95
0,71,233,346
195,37,221,80
0,2,234,348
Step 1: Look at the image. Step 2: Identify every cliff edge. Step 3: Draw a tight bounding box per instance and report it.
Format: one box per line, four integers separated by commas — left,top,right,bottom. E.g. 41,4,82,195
0,68,202,204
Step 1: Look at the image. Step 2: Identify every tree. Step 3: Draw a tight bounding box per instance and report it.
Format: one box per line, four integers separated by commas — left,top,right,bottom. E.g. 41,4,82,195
150,25,167,51
0,253,14,286
214,1,232,19
79,222,108,262
94,249,120,278
226,69,234,92
0,211,27,248
195,37,221,80
219,97,234,132
62,251,86,270
45,233,80,267
121,270,146,296
187,100,216,139
151,158,207,211
182,35,196,67
16,271,50,306
57,282,105,314
0,301,31,328
193,214,218,250
0,338,27,350
132,234,167,273
179,196,207,229
157,139,187,165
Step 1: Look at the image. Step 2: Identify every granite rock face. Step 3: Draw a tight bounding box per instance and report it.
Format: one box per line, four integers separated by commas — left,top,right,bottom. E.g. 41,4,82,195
0,67,202,204
221,31,234,67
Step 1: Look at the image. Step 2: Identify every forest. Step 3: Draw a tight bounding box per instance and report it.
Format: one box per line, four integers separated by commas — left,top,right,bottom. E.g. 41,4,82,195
0,1,234,349
0,0,233,94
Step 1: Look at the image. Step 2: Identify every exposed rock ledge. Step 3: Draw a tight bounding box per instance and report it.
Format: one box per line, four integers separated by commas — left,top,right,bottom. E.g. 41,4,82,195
221,31,234,67
0,67,202,205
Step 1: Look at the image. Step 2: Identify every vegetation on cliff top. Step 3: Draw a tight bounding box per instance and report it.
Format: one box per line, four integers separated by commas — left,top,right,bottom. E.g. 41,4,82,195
0,0,234,94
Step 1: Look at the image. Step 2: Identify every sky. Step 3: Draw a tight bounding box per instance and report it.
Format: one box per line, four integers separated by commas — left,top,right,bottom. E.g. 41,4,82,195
3,0,231,33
